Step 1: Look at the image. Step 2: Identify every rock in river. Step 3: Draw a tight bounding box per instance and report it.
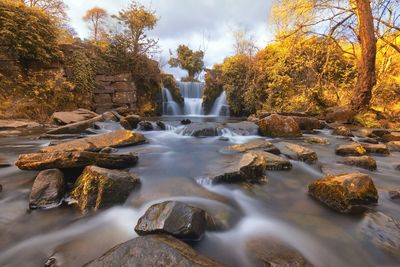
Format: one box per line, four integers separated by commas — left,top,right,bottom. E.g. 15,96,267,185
358,212,400,255
308,173,378,213
29,169,66,209
120,114,141,130
135,201,207,241
388,141,400,152
209,152,267,184
292,116,323,131
338,156,377,171
275,142,318,163
257,114,302,138
71,166,140,212
335,143,367,156
332,126,354,137
251,150,292,171
16,151,138,170
83,235,224,267
181,122,223,137
303,136,330,145
362,143,390,155
51,109,98,125
228,139,280,154
40,130,145,153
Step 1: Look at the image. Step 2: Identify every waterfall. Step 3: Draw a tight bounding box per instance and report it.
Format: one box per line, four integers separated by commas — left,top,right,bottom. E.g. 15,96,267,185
162,88,181,116
178,82,205,116
210,91,230,117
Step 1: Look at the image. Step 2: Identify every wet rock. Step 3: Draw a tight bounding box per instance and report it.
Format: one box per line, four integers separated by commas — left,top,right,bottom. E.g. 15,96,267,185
251,151,292,170
257,114,302,138
389,190,400,200
247,238,314,267
120,115,141,130
338,156,377,171
46,112,117,135
303,136,330,145
228,139,280,154
156,121,166,130
0,119,40,131
381,133,400,142
29,169,65,209
16,151,138,170
362,143,390,155
135,201,207,240
51,109,98,126
39,133,86,140
0,158,11,168
358,138,379,144
308,173,378,213
209,152,267,184
40,130,145,153
358,212,400,255
225,121,259,136
71,166,140,212
181,119,192,125
292,116,323,131
388,141,400,152
275,142,318,163
325,106,355,123
138,121,154,131
182,123,223,137
332,126,354,137
83,235,224,267
99,147,118,154
335,143,367,156
0,130,21,137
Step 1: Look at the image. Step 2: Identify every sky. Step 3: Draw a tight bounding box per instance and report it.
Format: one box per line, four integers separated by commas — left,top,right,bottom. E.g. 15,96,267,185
64,0,275,78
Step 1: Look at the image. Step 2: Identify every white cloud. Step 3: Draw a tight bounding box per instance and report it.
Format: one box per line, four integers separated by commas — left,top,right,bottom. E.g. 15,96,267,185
64,0,275,79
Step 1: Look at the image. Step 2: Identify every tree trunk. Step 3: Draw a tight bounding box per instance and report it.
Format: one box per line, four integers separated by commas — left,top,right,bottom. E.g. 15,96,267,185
351,0,377,111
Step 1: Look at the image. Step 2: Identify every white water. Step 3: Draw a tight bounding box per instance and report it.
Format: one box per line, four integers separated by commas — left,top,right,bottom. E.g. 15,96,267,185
178,82,205,116
210,91,230,117
162,88,182,115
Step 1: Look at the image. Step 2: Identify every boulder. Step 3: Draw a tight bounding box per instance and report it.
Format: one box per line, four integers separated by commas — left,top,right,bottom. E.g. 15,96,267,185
16,151,138,170
209,152,267,184
257,114,302,138
99,147,118,154
135,201,207,240
292,116,323,131
358,138,379,144
303,136,330,145
332,126,354,137
381,133,400,142
247,239,314,267
275,142,318,163
325,106,355,123
335,143,367,156
0,120,40,131
181,119,192,125
228,140,280,154
138,121,154,131
40,130,145,153
362,143,390,155
389,190,400,200
181,123,223,137
358,212,400,255
308,173,378,213
338,156,377,171
120,115,141,130
71,166,140,212
29,169,65,209
51,109,98,125
156,121,166,130
83,235,224,267
46,112,117,135
248,150,291,170
225,122,259,136
388,141,400,152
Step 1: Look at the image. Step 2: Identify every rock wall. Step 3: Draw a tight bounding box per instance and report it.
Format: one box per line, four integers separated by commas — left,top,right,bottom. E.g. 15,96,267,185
94,74,137,114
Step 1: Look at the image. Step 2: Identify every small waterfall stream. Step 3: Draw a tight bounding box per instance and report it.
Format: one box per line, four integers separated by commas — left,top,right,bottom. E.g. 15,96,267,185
162,88,182,115
210,91,230,117
178,82,205,116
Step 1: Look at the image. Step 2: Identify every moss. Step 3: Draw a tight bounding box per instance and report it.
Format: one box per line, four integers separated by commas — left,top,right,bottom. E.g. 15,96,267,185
161,74,183,104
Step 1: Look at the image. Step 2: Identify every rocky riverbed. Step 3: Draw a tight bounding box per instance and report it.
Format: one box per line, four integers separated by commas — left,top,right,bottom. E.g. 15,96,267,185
0,111,400,267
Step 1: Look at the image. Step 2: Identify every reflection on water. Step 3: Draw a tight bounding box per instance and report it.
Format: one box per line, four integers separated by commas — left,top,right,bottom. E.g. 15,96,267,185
0,120,400,266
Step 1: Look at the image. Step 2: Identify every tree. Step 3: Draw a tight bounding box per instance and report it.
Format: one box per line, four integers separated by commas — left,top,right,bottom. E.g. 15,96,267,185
21,0,67,20
0,1,62,71
83,7,108,45
168,45,205,81
233,29,257,56
112,0,158,56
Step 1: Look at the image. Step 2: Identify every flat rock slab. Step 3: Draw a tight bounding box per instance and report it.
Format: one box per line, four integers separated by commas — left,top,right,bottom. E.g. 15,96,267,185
303,136,330,145
257,114,302,138
251,150,292,170
71,166,140,212
362,144,390,155
358,212,400,255
209,152,267,184
332,126,354,137
83,235,225,267
29,169,65,209
275,142,318,163
0,120,40,131
388,141,400,152
335,143,367,156
338,156,377,171
135,201,207,240
16,151,138,170
181,122,223,137
308,173,378,213
40,130,145,153
51,109,98,125
228,139,280,154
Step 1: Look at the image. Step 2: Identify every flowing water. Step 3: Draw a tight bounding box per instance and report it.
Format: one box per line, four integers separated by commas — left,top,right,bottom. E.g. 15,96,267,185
0,119,400,267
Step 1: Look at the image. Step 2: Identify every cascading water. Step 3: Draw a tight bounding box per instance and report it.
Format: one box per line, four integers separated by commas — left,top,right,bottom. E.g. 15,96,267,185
178,82,205,116
162,88,181,115
210,91,230,117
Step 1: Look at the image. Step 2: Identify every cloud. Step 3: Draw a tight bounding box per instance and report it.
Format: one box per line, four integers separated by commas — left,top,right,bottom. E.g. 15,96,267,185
64,0,274,78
